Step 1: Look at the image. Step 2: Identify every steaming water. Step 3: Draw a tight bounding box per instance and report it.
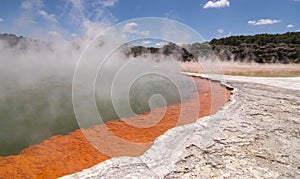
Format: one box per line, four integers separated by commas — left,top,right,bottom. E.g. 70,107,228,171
0,78,76,156
0,74,194,156
0,40,195,156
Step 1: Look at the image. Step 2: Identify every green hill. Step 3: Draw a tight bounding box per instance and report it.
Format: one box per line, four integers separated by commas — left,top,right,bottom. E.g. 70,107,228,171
208,32,300,63
1,32,300,64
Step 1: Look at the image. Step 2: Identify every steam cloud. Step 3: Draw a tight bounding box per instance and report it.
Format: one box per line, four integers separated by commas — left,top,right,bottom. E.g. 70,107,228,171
0,1,215,157
0,24,198,156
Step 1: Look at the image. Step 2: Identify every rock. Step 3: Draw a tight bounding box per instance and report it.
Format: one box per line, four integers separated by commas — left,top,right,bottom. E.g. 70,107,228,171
0,77,230,178
60,75,300,178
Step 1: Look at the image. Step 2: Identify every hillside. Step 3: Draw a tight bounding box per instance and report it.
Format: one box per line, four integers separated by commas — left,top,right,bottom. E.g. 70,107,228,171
208,32,300,63
123,42,195,62
0,33,26,48
1,32,300,64
126,32,300,64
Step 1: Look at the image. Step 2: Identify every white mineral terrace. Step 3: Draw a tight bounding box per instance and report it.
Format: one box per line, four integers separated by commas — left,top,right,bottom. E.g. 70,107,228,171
60,73,300,178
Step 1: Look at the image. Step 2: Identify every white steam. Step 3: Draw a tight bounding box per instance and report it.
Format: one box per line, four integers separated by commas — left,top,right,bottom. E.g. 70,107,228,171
0,22,198,156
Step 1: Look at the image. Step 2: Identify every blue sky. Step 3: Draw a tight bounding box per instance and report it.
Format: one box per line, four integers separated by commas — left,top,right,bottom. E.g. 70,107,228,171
0,0,299,41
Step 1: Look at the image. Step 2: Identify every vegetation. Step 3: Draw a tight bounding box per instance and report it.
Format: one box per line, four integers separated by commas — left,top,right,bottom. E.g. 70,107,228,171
124,42,195,62
209,32,300,63
1,32,300,64
125,32,300,64
210,32,300,46
0,33,25,47
222,70,300,77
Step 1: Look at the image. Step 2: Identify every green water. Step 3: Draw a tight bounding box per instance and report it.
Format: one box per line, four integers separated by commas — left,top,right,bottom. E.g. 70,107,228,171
0,74,195,156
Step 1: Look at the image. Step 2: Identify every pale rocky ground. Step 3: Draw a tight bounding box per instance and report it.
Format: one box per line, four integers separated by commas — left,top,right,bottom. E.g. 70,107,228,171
60,74,300,179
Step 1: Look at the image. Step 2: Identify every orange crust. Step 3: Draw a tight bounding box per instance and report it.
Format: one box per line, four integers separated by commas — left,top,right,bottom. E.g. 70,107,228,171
0,77,231,178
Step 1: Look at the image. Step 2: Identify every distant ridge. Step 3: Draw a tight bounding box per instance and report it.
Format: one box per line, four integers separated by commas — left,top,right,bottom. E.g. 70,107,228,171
0,33,26,47
208,32,300,63
1,32,299,63
126,32,300,64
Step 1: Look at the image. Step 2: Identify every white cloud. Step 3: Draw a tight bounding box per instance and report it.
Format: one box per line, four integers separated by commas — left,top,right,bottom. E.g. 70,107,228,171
21,1,32,10
164,10,180,20
248,19,281,26
38,10,57,22
65,0,118,38
21,0,44,11
155,42,168,47
15,16,36,27
286,24,294,28
71,33,78,38
296,29,300,32
17,0,44,28
123,22,150,36
16,0,119,39
0,18,3,22
139,30,150,36
66,0,118,24
203,0,230,9
142,40,151,45
217,28,224,33
48,31,61,37
124,22,138,32
100,0,118,7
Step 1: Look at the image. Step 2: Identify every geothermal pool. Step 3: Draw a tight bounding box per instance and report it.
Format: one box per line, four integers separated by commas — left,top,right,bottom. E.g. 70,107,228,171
0,76,231,178
0,73,194,156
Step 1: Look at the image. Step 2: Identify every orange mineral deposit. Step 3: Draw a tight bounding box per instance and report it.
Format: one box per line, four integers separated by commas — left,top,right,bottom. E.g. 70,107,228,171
0,77,231,178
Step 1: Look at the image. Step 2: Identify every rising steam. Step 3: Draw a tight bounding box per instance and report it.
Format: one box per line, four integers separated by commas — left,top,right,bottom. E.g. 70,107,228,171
0,17,211,156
